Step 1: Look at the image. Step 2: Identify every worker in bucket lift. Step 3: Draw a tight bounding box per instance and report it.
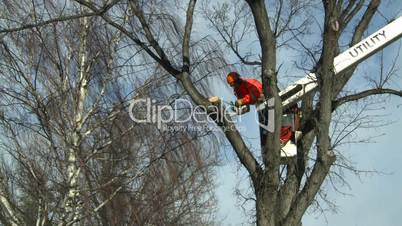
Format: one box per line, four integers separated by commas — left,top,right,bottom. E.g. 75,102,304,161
226,72,298,156
226,72,264,107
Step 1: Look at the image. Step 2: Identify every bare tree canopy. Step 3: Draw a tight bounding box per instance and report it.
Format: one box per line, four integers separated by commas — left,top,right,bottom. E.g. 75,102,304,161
0,0,401,226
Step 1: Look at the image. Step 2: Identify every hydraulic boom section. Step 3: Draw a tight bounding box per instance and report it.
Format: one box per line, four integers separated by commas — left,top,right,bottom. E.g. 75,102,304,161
257,15,402,111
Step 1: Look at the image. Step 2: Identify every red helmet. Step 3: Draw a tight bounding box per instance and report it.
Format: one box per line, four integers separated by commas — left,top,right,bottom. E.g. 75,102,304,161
226,72,240,86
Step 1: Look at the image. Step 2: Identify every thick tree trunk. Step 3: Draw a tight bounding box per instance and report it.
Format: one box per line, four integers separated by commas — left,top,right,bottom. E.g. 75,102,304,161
255,182,274,226
255,188,303,226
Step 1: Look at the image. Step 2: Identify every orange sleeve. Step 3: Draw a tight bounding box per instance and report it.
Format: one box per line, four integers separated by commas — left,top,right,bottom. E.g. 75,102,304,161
280,126,292,144
252,79,263,95
241,94,252,105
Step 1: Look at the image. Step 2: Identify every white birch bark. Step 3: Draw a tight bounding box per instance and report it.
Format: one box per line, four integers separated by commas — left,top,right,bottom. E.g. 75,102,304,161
0,183,23,226
60,8,90,226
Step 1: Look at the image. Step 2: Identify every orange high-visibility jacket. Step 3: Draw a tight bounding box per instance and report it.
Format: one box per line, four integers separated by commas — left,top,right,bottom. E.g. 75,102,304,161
234,78,293,144
234,79,263,105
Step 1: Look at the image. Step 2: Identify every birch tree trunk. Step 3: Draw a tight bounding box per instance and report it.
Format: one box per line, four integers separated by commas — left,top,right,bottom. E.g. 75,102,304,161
61,9,90,226
0,182,23,226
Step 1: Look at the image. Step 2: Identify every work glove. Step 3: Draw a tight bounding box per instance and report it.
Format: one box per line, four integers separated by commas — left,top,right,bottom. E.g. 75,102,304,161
235,99,243,107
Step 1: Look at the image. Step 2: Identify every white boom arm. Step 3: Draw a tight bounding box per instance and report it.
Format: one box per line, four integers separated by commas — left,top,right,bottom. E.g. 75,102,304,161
257,15,402,112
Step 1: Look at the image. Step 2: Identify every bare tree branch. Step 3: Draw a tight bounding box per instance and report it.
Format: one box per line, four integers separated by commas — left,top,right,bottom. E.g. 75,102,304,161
332,0,382,96
333,88,402,109
182,0,197,72
0,12,98,34
0,0,122,35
